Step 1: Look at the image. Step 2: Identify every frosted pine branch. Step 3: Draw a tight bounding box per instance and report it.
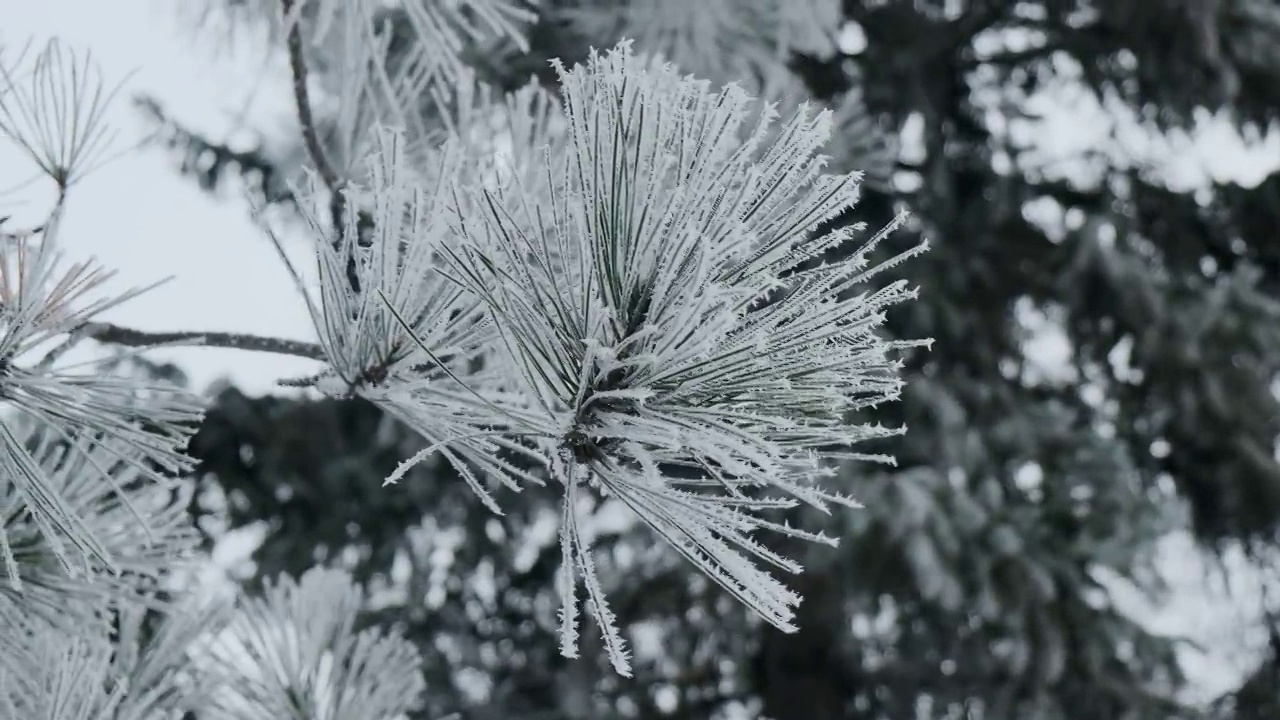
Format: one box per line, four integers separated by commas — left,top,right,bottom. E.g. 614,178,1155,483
1,0,928,705
201,568,426,720
0,38,127,189
0,427,201,635
1,592,232,720
558,0,841,91
370,42,927,674
0,229,205,579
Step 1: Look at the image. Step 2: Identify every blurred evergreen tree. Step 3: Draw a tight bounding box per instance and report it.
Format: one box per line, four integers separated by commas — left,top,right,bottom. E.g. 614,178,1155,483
158,1,1280,717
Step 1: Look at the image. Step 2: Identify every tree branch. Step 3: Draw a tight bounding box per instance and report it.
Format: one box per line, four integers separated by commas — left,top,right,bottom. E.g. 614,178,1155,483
279,0,364,294
280,0,341,195
67,322,326,361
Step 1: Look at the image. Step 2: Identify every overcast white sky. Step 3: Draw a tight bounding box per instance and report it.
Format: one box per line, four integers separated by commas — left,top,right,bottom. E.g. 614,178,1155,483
3,0,1279,705
2,0,320,396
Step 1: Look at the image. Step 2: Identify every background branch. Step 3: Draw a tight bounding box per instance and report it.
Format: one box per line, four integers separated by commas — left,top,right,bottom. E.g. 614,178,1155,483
279,0,364,294
57,322,326,362
280,0,341,195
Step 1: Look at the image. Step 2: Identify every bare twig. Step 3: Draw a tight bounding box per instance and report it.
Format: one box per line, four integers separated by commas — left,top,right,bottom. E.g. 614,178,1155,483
280,0,341,195
279,0,365,293
42,321,326,365
276,369,329,388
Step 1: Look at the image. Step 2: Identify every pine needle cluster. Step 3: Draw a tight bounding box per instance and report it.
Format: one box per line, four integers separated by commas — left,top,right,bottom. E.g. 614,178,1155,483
0,0,923,710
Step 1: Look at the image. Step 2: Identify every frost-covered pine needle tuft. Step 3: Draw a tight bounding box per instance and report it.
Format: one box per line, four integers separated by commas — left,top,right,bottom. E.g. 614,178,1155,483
0,628,127,720
0,228,204,581
558,0,841,90
107,599,234,720
0,424,201,635
0,37,128,190
270,124,547,514
0,594,229,720
303,0,537,83
201,567,426,720
392,41,930,675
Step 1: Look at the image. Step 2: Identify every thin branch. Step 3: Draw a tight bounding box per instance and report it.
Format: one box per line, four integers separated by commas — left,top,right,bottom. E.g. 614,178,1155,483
133,96,298,207
281,0,341,195
276,369,329,388
279,0,364,294
53,322,326,362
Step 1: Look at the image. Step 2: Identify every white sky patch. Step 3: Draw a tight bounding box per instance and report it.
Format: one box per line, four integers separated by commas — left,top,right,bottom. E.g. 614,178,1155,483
2,0,319,397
